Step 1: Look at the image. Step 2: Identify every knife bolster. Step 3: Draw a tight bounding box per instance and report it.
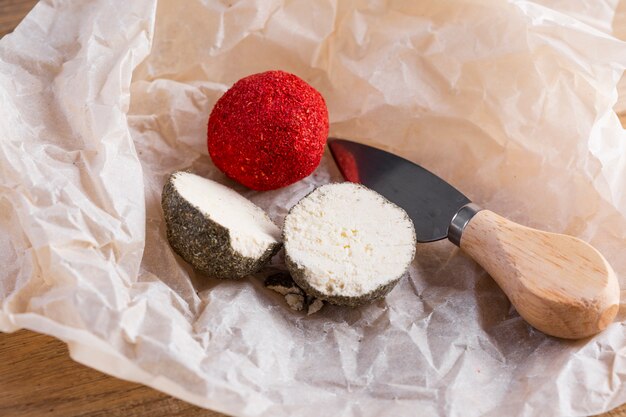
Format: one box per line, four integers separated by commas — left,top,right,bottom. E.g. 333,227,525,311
448,203,482,246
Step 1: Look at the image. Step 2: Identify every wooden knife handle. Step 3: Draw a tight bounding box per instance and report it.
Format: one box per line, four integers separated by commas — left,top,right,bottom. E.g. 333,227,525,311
459,210,620,339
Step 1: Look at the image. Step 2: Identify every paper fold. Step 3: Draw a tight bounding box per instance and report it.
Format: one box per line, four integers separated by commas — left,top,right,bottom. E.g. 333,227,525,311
2,1,626,416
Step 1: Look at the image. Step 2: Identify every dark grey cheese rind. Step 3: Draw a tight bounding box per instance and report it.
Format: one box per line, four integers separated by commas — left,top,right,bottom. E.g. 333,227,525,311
264,272,304,296
283,183,416,307
264,272,325,314
285,255,406,307
161,174,281,279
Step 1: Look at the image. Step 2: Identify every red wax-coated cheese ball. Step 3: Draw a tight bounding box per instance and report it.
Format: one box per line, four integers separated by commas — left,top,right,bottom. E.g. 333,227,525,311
207,70,329,191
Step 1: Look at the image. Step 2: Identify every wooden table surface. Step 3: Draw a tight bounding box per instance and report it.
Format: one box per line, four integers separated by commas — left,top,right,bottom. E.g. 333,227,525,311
0,1,625,416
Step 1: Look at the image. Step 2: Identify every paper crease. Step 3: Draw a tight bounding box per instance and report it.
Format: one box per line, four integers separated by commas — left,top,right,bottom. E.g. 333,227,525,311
2,1,626,416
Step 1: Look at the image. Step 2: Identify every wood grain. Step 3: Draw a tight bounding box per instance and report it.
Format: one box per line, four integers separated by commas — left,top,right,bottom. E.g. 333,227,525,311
460,209,620,339
0,0,36,37
0,1,625,416
0,330,227,417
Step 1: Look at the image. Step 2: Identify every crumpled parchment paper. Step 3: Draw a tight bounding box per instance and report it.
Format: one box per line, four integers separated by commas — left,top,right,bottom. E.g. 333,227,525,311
2,1,626,416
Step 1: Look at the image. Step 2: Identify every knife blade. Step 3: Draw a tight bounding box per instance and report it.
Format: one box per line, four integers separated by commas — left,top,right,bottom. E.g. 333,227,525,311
328,138,470,243
328,137,620,339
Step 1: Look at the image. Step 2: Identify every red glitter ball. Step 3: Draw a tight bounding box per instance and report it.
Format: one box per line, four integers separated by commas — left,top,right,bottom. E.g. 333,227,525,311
207,70,329,191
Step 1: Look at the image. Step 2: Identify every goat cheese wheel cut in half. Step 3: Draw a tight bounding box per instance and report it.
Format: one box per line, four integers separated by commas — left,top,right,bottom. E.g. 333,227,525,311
283,183,417,306
162,171,281,279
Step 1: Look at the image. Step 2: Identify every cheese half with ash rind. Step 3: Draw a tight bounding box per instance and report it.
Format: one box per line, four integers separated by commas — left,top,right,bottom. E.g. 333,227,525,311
283,183,416,306
161,171,281,279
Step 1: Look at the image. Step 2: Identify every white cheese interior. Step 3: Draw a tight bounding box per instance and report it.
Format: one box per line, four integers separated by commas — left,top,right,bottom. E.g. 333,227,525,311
284,183,416,297
172,172,280,258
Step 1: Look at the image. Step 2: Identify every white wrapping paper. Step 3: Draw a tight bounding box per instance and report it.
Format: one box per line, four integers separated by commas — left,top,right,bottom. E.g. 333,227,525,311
2,1,626,416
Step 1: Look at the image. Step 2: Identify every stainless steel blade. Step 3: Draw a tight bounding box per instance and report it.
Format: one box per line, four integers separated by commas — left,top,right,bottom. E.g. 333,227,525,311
328,138,470,242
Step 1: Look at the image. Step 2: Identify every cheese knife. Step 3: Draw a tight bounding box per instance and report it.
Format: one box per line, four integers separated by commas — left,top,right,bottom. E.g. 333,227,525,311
328,138,620,339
